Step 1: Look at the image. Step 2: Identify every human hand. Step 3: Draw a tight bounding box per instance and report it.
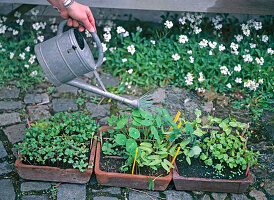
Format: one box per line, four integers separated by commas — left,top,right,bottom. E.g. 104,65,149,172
59,1,96,33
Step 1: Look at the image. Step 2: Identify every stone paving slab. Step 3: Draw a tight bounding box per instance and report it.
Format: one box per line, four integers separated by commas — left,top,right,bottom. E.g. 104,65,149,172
231,193,249,200
0,87,20,99
0,112,21,126
22,195,49,200
0,179,15,200
27,105,51,121
56,84,78,96
0,161,12,175
3,123,26,144
0,101,22,111
57,183,86,200
86,102,110,118
129,191,160,200
21,181,51,192
93,197,119,200
0,140,8,158
211,192,227,200
201,194,211,200
164,190,193,200
52,98,78,113
92,187,121,195
24,93,50,104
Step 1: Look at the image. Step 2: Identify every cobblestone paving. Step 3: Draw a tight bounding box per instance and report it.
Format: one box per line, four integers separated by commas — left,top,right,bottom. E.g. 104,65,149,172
0,74,273,200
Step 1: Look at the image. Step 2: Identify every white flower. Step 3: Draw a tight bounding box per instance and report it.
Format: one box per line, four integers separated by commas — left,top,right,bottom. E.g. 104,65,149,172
122,58,127,63
219,44,225,51
127,45,136,55
13,29,19,35
103,57,107,62
193,26,202,34
226,83,232,88
179,17,186,25
199,39,208,48
234,64,241,72
214,24,222,30
32,22,40,31
267,48,274,55
122,31,129,37
209,50,213,55
16,19,24,26
24,64,29,69
31,9,39,16
258,78,264,84
0,25,7,34
49,17,56,24
28,55,36,64
19,52,25,60
189,56,194,63
250,43,256,49
136,26,142,32
102,43,107,52
39,22,46,29
104,26,111,33
255,57,264,65
128,69,133,74
172,53,180,61
164,20,173,29
220,66,229,75
209,41,217,49
109,47,116,52
262,35,268,42
230,42,238,51
253,21,262,30
50,25,57,33
187,50,192,54
196,87,205,93
243,54,253,63
14,11,21,18
37,35,44,42
103,33,111,42
150,40,155,45
30,70,38,77
198,72,205,82
185,72,194,85
243,28,250,37
235,77,242,83
116,26,125,34
178,35,188,44
25,46,30,52
85,30,92,37
10,52,14,59
244,80,259,91
235,35,243,42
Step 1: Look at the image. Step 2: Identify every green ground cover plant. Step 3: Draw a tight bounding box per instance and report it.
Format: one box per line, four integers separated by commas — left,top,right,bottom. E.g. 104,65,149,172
15,112,99,172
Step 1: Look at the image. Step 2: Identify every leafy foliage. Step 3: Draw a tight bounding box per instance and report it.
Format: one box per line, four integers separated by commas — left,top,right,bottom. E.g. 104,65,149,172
15,112,99,172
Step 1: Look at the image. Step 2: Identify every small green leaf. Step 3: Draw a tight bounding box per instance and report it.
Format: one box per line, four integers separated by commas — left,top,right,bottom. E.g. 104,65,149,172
126,138,137,152
129,127,140,139
115,134,127,145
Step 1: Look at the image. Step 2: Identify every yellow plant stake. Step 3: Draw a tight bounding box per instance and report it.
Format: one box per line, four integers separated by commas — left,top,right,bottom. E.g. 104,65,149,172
132,147,139,174
166,121,182,151
166,110,181,140
167,147,181,174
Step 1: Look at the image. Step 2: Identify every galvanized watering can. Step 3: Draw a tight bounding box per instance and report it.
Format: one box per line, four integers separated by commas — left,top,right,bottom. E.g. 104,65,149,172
34,20,141,108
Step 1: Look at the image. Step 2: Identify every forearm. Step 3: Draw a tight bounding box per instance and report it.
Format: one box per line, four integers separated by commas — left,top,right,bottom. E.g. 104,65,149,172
47,0,66,12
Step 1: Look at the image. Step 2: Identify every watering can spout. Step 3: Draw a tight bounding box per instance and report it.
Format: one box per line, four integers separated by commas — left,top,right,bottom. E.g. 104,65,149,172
67,79,140,109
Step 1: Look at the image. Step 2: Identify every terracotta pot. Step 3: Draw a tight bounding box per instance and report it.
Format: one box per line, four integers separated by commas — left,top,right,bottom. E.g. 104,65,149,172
14,139,96,184
94,126,173,191
173,162,252,193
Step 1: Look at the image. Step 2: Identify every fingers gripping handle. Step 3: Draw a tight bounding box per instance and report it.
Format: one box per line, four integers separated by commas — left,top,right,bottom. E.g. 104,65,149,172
57,20,104,69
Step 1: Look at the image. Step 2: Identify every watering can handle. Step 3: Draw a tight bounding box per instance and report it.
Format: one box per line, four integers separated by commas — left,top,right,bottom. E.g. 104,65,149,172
57,20,104,69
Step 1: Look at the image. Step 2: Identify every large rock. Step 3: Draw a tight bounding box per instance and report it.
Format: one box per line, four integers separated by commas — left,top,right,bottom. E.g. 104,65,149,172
86,102,110,118
0,179,15,200
0,140,8,158
21,181,51,192
24,94,50,104
27,105,51,121
0,87,20,99
57,184,86,200
150,88,166,103
0,161,12,175
0,112,21,126
0,101,22,111
264,179,274,195
163,190,193,200
211,193,227,200
231,193,249,200
52,98,78,113
22,195,49,200
3,123,26,144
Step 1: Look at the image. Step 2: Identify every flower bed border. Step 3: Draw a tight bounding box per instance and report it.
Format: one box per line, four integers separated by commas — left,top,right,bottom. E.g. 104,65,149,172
14,139,96,184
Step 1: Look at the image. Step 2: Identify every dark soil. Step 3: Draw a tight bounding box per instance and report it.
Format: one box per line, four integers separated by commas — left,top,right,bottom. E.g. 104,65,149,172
99,151,167,177
176,154,248,180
